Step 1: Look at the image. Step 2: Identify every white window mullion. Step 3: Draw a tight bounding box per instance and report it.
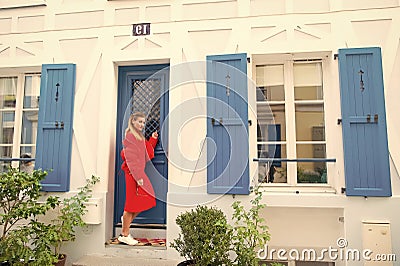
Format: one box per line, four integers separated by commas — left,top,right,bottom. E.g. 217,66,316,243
31,75,41,155
321,59,335,188
11,74,24,168
284,60,296,185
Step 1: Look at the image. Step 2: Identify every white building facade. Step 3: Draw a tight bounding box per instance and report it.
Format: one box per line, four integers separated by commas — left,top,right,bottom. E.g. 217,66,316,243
0,0,399,265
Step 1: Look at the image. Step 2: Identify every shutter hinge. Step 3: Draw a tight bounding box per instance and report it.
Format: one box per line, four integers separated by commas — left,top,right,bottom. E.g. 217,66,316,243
341,187,346,194
337,118,342,125
334,54,339,60
247,57,250,63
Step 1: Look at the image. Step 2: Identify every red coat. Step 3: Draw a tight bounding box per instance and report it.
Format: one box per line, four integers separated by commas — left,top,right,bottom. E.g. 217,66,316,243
121,132,157,212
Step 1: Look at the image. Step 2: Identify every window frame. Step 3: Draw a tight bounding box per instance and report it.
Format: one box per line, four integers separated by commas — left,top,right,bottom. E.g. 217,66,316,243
253,53,334,190
0,67,41,169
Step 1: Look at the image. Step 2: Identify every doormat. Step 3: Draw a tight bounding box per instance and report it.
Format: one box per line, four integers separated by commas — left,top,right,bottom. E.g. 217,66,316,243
108,237,166,247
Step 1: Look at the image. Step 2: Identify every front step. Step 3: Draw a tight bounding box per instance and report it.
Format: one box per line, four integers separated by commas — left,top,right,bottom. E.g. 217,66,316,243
73,243,179,266
73,226,173,266
115,226,166,240
105,243,167,259
72,253,180,266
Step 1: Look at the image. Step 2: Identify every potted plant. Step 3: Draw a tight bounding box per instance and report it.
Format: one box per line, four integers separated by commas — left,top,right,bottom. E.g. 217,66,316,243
230,187,270,266
170,187,271,266
0,167,59,265
29,174,100,266
0,167,99,266
170,205,233,266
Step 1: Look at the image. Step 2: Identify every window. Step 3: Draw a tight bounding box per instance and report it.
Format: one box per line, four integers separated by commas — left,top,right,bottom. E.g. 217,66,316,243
0,74,40,171
256,60,326,185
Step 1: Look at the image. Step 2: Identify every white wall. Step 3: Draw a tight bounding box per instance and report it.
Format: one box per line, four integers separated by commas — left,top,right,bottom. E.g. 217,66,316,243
1,0,400,265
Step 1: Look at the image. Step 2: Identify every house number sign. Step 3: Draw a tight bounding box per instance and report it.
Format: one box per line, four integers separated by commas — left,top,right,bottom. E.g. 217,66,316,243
132,23,151,36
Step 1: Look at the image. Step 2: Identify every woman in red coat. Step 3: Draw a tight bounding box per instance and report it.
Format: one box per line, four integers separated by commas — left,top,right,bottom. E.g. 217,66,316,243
118,112,158,245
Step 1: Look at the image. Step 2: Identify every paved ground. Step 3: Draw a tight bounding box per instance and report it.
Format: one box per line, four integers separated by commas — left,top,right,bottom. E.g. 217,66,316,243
73,255,180,266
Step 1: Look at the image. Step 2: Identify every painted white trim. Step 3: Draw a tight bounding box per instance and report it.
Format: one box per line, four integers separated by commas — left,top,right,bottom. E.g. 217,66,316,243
0,1,46,10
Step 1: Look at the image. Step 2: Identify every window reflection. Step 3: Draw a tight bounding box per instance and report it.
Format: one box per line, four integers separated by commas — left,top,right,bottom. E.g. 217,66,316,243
256,60,327,185
297,144,327,183
258,144,287,183
0,77,17,109
21,75,40,158
23,76,40,109
256,65,285,101
295,103,325,141
294,63,323,100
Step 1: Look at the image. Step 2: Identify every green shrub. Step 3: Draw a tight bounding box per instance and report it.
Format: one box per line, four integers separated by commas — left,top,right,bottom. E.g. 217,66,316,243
170,205,233,266
0,167,99,265
171,188,271,266
231,187,270,266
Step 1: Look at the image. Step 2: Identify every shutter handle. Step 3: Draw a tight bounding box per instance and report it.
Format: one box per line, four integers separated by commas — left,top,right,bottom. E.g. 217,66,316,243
211,118,223,126
374,114,378,123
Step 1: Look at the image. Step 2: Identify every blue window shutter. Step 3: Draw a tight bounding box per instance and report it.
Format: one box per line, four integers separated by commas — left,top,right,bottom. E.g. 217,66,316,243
206,53,249,194
35,64,76,192
338,47,391,197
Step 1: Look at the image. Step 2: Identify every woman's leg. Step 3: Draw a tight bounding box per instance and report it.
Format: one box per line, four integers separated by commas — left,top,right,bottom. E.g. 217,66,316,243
121,211,140,236
119,211,140,245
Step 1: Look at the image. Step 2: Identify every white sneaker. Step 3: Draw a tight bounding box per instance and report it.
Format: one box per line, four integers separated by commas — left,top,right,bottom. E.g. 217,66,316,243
118,234,139,246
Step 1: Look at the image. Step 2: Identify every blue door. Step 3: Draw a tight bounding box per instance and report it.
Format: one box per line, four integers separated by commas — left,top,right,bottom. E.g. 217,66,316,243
338,47,391,197
114,64,169,227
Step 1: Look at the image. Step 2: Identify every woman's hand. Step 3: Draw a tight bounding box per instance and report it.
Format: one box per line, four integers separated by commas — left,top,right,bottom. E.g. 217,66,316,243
152,131,158,139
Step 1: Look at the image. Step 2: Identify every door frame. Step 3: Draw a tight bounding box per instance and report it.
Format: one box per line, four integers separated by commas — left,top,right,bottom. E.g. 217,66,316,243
113,63,169,230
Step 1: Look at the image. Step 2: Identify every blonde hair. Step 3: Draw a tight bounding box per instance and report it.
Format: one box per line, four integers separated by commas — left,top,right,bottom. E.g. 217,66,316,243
125,112,146,140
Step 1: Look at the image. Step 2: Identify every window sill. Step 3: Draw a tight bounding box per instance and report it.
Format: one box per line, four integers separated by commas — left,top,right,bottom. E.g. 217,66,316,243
258,183,337,194
256,185,347,208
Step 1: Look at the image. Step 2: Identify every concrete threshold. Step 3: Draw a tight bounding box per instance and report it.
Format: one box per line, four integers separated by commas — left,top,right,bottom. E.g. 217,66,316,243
72,254,180,266
73,244,181,266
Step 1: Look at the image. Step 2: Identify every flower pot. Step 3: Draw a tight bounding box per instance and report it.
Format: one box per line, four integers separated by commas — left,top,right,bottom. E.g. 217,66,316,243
54,254,67,266
177,260,195,266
